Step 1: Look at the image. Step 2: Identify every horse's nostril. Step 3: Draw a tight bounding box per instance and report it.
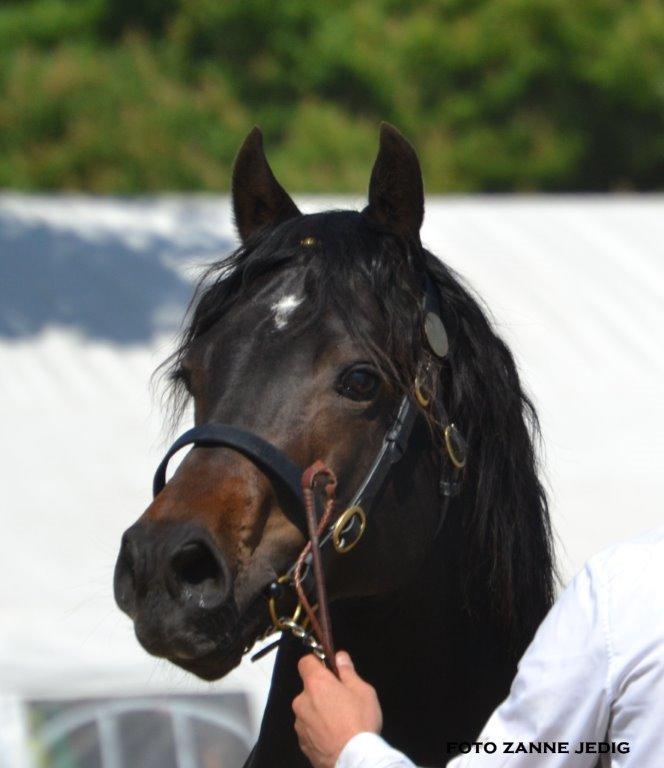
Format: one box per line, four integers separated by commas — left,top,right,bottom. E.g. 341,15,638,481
172,541,219,585
169,539,229,608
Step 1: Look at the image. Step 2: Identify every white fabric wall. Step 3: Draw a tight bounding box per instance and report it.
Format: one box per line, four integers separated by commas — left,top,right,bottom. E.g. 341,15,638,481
1,195,663,760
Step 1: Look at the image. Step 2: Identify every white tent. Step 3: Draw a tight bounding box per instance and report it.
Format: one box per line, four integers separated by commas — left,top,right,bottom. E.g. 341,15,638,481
1,195,663,766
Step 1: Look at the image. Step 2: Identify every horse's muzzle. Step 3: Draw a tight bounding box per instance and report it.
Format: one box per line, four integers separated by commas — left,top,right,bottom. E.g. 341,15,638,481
114,520,237,669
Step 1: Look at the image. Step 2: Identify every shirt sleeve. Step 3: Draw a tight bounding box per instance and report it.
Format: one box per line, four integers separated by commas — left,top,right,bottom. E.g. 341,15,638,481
447,561,612,767
336,733,416,768
337,562,612,768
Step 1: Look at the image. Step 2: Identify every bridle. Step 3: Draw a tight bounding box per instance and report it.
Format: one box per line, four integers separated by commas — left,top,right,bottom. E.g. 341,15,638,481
152,271,467,672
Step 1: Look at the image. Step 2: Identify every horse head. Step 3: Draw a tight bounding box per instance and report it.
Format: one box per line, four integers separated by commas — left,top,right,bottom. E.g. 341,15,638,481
113,124,458,680
113,127,554,763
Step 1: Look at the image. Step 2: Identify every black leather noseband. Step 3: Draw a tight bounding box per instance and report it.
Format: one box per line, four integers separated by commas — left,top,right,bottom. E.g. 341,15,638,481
153,423,308,536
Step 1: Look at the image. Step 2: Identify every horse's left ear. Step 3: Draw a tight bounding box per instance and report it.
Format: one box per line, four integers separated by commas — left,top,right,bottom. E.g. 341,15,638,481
232,126,301,242
364,122,424,240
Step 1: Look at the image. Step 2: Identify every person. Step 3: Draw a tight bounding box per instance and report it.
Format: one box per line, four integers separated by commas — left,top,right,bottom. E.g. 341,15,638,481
292,527,664,768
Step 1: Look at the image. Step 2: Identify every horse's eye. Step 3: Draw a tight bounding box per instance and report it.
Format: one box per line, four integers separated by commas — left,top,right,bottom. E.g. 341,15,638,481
338,366,380,402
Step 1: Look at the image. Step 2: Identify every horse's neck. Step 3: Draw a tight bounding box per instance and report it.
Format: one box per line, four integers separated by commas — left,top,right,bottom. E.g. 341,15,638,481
247,529,514,768
246,437,516,768
329,539,510,766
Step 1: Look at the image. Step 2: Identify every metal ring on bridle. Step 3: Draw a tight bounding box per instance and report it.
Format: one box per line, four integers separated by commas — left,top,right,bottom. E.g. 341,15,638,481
414,377,430,407
279,618,327,661
444,424,467,469
268,575,303,630
332,505,367,554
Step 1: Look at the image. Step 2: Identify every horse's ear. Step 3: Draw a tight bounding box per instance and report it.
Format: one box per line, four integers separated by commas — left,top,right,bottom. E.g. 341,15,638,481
364,122,424,240
232,126,301,242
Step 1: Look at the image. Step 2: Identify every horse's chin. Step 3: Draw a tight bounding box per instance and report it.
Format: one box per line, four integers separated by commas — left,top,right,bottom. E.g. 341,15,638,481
163,605,270,681
171,645,245,681
128,582,276,681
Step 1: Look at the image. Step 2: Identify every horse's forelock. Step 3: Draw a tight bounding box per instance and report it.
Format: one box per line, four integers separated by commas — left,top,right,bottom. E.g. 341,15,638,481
157,210,427,423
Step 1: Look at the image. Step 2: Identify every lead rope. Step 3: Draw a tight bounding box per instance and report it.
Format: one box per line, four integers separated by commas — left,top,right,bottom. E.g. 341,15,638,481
293,461,339,676
250,460,341,672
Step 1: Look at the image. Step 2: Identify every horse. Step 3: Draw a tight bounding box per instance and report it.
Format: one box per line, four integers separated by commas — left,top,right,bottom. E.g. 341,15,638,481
114,123,555,767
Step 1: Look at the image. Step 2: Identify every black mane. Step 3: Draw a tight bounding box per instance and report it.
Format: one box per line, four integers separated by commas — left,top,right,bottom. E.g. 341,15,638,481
162,208,555,652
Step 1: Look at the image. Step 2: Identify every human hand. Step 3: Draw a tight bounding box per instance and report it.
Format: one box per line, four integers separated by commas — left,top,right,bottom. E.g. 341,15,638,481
292,651,383,768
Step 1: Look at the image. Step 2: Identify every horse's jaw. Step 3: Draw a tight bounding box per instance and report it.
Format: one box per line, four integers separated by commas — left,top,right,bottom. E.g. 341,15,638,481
170,644,245,681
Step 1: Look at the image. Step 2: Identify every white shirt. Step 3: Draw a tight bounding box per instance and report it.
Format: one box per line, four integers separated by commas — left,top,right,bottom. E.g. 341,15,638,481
336,527,664,768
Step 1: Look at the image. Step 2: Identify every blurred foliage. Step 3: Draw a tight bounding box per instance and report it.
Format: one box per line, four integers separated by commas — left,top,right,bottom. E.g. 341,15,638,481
0,0,663,192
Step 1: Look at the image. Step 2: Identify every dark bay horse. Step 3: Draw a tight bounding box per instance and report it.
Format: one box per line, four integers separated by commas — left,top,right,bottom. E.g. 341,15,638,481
114,124,555,767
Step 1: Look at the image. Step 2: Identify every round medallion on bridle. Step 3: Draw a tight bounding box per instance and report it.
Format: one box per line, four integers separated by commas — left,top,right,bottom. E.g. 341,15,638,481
423,311,449,358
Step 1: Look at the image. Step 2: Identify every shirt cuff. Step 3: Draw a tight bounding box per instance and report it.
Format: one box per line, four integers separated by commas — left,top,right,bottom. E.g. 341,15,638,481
336,732,415,768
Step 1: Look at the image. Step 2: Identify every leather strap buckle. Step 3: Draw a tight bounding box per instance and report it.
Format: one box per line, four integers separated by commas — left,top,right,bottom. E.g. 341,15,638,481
444,424,468,469
332,506,367,554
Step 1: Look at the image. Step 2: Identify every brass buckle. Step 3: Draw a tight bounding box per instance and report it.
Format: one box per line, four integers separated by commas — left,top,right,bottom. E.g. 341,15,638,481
444,423,467,469
414,377,430,407
268,574,302,630
332,505,366,554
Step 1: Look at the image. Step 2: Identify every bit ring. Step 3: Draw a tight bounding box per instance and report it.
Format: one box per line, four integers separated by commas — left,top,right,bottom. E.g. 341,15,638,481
268,575,303,629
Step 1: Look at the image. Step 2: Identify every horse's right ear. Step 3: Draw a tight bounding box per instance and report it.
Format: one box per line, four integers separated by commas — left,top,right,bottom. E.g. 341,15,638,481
232,127,301,242
364,122,424,241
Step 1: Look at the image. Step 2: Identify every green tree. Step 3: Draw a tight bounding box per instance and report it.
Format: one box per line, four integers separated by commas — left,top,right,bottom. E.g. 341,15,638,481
0,0,662,191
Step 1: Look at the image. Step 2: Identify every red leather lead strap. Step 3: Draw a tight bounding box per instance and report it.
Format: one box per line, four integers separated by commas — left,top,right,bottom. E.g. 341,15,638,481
294,461,339,677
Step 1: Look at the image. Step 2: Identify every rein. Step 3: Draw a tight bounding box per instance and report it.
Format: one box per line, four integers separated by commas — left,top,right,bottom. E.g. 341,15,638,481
152,274,467,673
294,462,339,675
